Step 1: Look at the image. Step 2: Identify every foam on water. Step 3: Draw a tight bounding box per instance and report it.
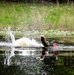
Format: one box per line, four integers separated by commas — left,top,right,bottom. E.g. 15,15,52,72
3,27,43,65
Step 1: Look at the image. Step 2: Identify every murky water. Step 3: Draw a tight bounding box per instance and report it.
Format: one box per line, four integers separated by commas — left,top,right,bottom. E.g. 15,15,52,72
0,45,74,75
0,28,74,75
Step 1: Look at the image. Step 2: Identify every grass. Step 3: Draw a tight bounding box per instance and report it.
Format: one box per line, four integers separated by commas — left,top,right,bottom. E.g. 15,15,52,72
0,2,74,44
0,2,74,31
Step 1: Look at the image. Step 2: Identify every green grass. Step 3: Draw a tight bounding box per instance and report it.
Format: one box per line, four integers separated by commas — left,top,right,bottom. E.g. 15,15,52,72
0,3,74,31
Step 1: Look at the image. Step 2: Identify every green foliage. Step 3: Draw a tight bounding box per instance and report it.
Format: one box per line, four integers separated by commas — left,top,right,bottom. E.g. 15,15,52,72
0,3,74,31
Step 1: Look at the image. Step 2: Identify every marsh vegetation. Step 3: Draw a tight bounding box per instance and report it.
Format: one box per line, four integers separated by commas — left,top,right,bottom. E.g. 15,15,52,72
0,3,74,31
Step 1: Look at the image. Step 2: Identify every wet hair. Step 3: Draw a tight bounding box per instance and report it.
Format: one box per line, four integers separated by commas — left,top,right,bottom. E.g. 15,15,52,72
53,40,59,44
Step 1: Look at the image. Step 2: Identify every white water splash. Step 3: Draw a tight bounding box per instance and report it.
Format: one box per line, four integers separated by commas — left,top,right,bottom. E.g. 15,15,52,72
7,27,43,47
4,27,43,65
12,37,43,47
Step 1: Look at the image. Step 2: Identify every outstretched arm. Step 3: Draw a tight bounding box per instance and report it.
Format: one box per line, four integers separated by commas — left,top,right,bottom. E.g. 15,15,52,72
41,35,49,47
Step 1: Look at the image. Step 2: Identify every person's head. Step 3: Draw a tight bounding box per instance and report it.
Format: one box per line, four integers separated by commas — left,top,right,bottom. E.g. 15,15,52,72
54,40,59,44
53,40,59,46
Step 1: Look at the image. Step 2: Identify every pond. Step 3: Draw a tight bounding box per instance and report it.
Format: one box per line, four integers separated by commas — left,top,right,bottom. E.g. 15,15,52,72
0,30,74,75
0,46,74,75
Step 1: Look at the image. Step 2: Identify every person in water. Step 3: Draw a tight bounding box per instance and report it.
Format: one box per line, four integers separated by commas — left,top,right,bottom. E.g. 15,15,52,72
40,35,50,60
40,35,60,60
52,40,60,60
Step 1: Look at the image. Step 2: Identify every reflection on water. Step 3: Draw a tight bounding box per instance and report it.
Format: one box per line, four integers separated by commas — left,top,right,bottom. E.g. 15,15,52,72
4,48,42,66
0,42,74,74
0,47,43,75
0,28,74,75
0,46,74,75
0,46,57,75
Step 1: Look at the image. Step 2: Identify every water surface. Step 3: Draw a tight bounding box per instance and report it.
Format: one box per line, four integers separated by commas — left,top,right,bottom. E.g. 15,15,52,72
0,45,74,75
